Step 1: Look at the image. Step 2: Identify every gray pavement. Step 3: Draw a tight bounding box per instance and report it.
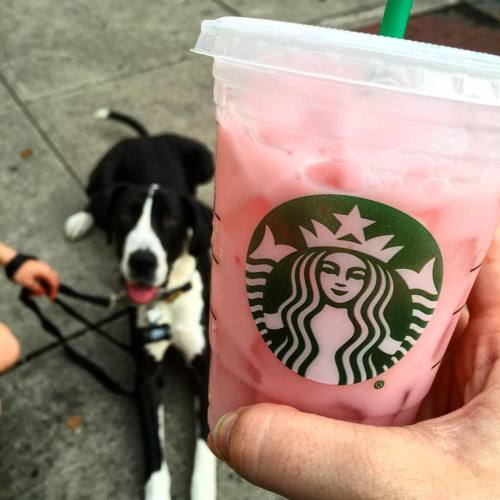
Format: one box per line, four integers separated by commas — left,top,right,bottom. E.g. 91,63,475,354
0,1,457,499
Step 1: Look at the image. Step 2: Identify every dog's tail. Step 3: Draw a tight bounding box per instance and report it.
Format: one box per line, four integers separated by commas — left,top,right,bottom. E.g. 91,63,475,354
94,108,149,136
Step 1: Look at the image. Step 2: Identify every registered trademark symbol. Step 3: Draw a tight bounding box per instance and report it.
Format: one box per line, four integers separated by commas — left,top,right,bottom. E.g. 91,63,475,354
374,380,385,390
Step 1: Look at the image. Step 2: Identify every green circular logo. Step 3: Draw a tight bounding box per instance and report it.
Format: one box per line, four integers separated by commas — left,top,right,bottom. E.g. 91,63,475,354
246,195,443,385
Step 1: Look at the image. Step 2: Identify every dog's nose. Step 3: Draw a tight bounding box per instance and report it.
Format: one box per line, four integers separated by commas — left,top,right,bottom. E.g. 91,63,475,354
128,249,157,281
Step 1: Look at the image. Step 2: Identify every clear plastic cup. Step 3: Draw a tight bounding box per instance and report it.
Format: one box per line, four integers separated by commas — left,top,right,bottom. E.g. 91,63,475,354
193,17,500,428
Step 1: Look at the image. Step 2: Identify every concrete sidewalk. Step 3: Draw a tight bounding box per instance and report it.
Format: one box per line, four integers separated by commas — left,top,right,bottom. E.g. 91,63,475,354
0,1,459,499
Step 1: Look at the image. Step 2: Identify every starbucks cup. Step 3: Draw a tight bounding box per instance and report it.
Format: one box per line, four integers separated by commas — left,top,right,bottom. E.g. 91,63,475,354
193,17,500,427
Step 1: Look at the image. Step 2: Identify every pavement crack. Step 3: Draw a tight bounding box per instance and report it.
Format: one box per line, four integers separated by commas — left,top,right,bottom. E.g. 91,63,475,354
19,55,193,108
210,0,241,16
0,71,85,191
305,1,384,25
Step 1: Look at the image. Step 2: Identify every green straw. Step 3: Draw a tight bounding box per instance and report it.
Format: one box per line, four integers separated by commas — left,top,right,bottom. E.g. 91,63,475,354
379,0,413,38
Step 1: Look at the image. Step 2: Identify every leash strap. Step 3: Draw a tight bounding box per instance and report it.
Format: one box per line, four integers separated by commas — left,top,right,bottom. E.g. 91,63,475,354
58,283,115,308
19,281,193,397
54,295,132,353
20,288,135,398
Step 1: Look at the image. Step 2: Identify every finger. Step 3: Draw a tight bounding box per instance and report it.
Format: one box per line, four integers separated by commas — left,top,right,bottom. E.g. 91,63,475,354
42,266,59,291
25,278,45,296
467,227,500,316
49,272,60,300
210,404,439,500
36,269,60,300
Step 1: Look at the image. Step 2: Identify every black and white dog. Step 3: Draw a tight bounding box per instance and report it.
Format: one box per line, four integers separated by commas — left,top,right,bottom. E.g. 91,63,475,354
65,109,216,500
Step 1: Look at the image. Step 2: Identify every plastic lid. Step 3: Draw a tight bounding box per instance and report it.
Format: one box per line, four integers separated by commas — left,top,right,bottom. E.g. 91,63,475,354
193,17,500,107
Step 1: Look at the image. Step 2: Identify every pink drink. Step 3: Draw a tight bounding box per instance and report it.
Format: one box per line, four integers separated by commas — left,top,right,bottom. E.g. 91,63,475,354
195,18,500,427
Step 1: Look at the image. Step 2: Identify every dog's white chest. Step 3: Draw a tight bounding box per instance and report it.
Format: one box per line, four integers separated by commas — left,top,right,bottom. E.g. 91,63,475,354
138,305,174,362
141,254,206,363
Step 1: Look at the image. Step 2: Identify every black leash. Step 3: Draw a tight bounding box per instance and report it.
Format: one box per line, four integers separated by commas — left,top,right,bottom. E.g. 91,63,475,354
53,294,132,353
58,283,118,308
20,285,135,398
19,282,193,398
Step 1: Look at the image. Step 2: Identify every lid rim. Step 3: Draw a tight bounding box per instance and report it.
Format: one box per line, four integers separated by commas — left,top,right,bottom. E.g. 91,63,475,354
197,16,500,72
192,49,500,108
194,16,500,107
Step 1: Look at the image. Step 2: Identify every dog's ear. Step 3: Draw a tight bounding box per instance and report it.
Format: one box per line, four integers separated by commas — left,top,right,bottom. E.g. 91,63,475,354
181,196,213,256
88,184,126,244
169,135,214,192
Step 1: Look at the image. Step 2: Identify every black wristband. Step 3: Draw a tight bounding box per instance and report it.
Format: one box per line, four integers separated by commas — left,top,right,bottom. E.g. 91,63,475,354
5,254,37,281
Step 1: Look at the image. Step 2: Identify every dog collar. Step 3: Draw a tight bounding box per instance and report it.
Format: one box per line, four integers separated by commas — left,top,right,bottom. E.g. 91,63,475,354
158,281,192,303
139,282,192,344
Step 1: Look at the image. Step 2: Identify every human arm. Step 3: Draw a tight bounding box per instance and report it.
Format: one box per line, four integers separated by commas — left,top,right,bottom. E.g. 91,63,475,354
0,242,59,300
0,242,17,266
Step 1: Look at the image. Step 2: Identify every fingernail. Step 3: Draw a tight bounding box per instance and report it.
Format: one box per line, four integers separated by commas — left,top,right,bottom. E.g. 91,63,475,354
211,411,238,461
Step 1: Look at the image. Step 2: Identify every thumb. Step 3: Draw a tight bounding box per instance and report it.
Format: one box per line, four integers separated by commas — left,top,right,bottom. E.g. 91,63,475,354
209,403,449,500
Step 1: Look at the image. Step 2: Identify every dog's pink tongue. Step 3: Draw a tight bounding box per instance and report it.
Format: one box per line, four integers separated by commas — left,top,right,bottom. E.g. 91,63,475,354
126,283,159,304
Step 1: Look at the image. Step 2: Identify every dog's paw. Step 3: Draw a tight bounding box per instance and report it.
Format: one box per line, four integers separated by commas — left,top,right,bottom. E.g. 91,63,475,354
191,439,217,500
64,211,94,241
144,462,171,500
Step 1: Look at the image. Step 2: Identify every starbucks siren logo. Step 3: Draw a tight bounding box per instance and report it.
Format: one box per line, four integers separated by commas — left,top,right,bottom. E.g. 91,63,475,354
246,195,443,385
